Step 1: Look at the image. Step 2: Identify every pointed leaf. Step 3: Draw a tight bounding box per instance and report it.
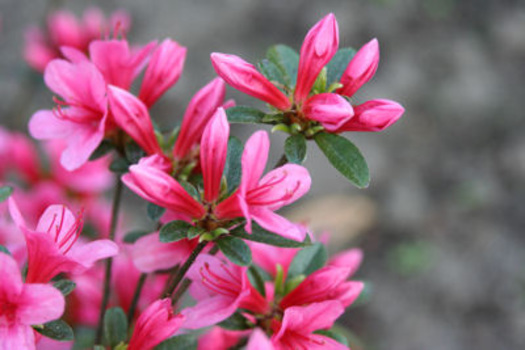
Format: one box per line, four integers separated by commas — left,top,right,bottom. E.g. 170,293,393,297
230,223,309,248
266,44,299,87
109,157,130,173
226,106,266,124
0,186,13,203
314,132,370,188
257,59,288,88
0,245,11,256
160,221,193,243
103,307,128,347
326,47,357,85
218,312,254,330
53,279,76,296
216,236,252,266
147,202,166,222
287,242,327,278
284,134,307,164
155,334,197,350
125,140,146,164
34,320,74,341
223,137,243,195
248,265,266,297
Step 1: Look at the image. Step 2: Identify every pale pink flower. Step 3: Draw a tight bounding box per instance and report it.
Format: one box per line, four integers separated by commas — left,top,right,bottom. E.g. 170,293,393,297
0,252,65,350
128,299,184,350
8,198,118,283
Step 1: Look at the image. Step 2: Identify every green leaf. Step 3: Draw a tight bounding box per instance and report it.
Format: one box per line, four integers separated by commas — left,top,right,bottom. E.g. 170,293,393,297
247,266,266,297
258,59,288,88
103,307,128,347
266,44,299,87
0,245,11,256
123,230,151,244
314,329,349,346
226,106,266,124
218,312,254,330
230,223,309,248
89,140,114,160
0,186,13,203
147,203,166,222
34,320,74,341
223,137,243,195
125,141,146,164
187,226,206,240
155,334,198,350
179,181,200,200
159,221,193,243
109,157,130,173
326,47,356,85
314,132,370,188
285,134,307,164
53,279,76,296
216,236,252,266
287,242,327,278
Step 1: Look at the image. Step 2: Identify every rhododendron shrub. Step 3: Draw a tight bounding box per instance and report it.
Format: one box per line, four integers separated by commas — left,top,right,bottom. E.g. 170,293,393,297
0,8,403,350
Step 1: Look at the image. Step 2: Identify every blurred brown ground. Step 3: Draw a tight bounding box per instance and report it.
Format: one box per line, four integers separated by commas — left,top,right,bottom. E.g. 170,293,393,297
1,0,524,349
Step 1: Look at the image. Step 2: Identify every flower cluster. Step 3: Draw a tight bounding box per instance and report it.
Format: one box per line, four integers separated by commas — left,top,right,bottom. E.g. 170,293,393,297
0,9,403,350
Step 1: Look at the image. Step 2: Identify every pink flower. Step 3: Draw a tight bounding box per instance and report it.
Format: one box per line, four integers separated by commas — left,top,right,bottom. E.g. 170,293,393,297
0,252,65,350
271,301,348,350
334,99,405,133
128,299,184,350
337,38,379,98
216,131,311,241
183,254,267,329
302,93,354,132
198,327,244,350
246,329,274,350
249,241,299,278
139,39,187,107
8,197,118,283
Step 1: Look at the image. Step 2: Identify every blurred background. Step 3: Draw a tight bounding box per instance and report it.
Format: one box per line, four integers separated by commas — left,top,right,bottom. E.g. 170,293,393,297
0,0,524,349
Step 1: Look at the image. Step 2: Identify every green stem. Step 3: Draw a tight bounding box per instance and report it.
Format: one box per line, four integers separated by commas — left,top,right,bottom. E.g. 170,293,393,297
127,273,147,324
162,241,208,302
95,176,123,344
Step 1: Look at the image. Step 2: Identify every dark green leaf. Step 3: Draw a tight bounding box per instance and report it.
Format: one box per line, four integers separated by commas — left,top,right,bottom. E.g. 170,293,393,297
216,236,252,266
230,223,309,248
0,186,13,203
180,181,200,200
109,157,129,173
125,141,146,164
266,44,299,87
226,106,266,124
123,230,152,244
34,320,74,341
147,203,166,222
159,221,193,243
155,334,197,350
53,279,76,296
285,134,307,164
314,329,349,346
89,140,114,160
103,307,128,347
326,47,356,85
223,137,243,195
287,242,327,278
258,59,288,88
187,226,205,240
314,132,370,188
218,312,253,330
0,245,11,256
247,265,266,297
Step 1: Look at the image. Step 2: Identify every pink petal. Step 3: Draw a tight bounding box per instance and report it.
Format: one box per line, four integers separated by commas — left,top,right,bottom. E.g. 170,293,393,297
139,39,187,107
68,239,119,271
294,13,339,103
338,38,379,97
123,156,205,219
335,99,404,132
211,53,291,110
0,324,35,350
247,329,274,350
332,281,364,307
23,27,57,72
250,207,306,241
7,197,27,230
172,78,226,159
182,296,239,330
239,131,269,196
107,85,163,155
17,284,65,325
276,301,344,337
48,10,83,48
28,110,76,140
35,205,76,244
0,252,23,299
302,93,354,131
201,108,229,203
59,46,89,63
328,248,363,276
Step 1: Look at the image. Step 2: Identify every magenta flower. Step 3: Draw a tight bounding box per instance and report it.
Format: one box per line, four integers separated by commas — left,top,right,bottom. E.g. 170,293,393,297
0,252,65,350
198,327,244,350
183,254,267,329
246,329,274,350
128,299,184,350
337,38,379,98
8,198,118,283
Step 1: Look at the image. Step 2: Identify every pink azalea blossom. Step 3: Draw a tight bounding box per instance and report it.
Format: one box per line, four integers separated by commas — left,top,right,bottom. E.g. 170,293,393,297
337,38,379,98
334,99,405,133
302,93,354,132
183,254,267,329
246,329,275,350
8,198,118,283
0,252,65,350
128,299,184,350
198,327,244,350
